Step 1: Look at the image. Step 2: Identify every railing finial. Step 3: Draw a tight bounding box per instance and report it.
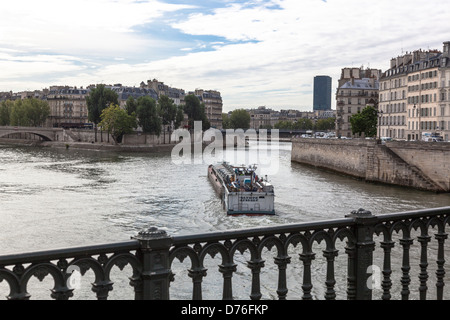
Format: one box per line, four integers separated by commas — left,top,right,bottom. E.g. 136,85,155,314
346,208,373,218
133,227,169,240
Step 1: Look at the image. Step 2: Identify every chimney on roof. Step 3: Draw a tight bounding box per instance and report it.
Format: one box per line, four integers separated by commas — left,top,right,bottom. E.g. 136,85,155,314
390,58,397,69
444,41,450,57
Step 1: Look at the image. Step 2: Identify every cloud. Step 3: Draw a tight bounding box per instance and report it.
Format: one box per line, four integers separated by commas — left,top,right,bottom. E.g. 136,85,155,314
0,0,193,57
1,0,450,111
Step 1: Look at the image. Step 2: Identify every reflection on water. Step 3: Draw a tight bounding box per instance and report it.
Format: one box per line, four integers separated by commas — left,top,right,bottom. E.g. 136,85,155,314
0,142,449,299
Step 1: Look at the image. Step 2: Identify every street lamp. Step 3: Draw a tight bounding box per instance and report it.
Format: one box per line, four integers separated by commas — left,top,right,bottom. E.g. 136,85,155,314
413,103,421,140
378,110,383,139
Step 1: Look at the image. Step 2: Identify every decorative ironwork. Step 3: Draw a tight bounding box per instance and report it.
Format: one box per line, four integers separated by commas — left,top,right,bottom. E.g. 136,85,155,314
0,207,449,300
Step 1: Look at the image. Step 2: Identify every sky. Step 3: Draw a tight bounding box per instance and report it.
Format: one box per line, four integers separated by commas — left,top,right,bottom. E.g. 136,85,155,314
0,0,449,112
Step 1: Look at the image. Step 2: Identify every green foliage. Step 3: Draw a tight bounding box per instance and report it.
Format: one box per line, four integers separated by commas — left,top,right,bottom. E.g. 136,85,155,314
125,96,138,115
175,105,185,129
222,113,231,129
274,120,293,130
99,104,137,143
183,94,210,130
136,96,161,135
315,117,336,131
0,100,13,125
229,109,250,129
295,118,314,130
1,98,50,126
274,118,314,130
350,105,378,137
158,95,177,126
183,94,202,121
86,84,119,124
24,98,51,126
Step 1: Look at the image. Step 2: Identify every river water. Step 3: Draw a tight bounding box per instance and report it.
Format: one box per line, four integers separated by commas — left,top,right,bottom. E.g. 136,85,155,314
0,141,449,300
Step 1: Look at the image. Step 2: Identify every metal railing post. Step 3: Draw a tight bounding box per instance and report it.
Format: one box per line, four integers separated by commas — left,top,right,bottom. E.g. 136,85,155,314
346,208,378,300
133,227,173,300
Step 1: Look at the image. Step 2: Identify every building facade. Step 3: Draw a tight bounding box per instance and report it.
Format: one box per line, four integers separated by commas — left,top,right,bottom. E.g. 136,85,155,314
247,106,336,129
313,75,332,111
46,86,90,128
194,89,223,129
378,54,410,140
140,79,186,106
109,84,158,108
379,41,450,141
248,106,273,129
335,67,381,138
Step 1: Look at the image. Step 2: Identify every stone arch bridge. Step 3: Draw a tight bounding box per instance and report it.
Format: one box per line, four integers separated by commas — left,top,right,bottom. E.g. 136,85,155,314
0,126,63,141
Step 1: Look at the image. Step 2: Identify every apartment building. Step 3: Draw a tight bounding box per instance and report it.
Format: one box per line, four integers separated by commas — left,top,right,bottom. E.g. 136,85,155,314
335,67,381,138
46,86,90,128
378,54,410,139
379,41,450,141
0,91,20,102
248,106,272,129
109,84,158,108
247,106,336,129
194,89,223,129
140,79,186,106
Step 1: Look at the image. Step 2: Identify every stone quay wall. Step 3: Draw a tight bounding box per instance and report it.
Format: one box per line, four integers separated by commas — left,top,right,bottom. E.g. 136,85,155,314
291,138,450,192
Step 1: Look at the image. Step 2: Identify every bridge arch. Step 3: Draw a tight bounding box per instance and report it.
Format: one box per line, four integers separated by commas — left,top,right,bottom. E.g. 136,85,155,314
0,130,53,141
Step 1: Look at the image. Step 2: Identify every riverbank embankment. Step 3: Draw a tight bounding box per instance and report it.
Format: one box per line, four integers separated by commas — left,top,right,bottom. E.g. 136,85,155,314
291,138,450,193
0,138,177,153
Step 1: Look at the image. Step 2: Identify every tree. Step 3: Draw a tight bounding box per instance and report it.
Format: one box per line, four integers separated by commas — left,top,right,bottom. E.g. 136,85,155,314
98,104,137,144
125,96,138,115
274,120,293,130
9,100,27,126
183,94,202,121
23,98,50,126
136,96,161,135
86,84,119,125
222,113,231,129
200,105,211,131
293,118,313,130
0,100,13,125
315,117,336,131
158,95,177,127
183,94,210,130
350,105,378,137
8,98,50,127
175,105,185,129
229,109,250,129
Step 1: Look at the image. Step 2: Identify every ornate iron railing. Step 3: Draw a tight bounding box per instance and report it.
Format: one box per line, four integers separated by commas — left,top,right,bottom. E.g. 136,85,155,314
0,207,449,300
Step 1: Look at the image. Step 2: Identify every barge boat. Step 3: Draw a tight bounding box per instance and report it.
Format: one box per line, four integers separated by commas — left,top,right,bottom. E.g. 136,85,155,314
208,162,275,216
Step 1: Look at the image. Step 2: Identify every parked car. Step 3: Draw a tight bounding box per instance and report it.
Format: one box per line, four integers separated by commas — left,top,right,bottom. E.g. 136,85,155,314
380,137,392,144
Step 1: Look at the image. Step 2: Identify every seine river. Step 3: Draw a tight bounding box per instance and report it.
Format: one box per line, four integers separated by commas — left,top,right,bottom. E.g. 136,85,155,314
0,140,449,300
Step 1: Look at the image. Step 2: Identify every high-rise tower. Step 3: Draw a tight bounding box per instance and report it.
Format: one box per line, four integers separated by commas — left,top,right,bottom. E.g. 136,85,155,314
313,76,332,111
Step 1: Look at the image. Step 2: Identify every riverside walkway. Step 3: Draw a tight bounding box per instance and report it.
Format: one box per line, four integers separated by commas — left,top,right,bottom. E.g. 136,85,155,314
0,206,449,300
